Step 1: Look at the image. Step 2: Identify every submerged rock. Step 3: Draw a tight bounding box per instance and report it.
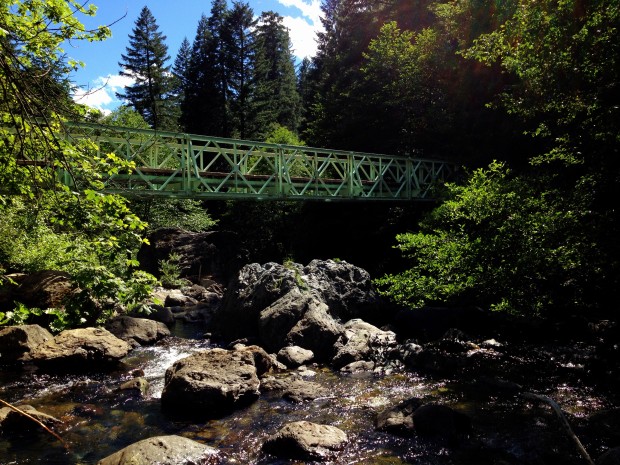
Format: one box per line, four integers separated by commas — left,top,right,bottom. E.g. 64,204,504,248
260,374,330,402
105,316,170,348
97,435,220,465
0,324,54,364
375,398,423,435
0,405,62,434
340,360,375,373
262,421,348,461
119,377,149,396
161,348,266,418
598,447,620,465
376,400,471,442
31,327,130,370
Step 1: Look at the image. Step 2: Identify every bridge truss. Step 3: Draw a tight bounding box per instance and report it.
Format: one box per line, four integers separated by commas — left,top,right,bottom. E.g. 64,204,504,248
61,122,454,201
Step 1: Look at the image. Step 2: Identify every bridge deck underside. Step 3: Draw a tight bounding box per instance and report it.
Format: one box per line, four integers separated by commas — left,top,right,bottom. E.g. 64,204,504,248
62,123,453,201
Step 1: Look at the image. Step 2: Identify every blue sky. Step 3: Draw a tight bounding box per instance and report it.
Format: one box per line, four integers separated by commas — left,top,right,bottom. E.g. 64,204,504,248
71,0,323,113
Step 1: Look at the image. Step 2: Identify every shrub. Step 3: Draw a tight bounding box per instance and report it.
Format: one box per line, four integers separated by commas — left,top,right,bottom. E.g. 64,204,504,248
376,161,603,316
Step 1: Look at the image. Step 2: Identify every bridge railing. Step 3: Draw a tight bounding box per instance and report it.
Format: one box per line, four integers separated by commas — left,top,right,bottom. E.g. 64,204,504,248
62,121,454,201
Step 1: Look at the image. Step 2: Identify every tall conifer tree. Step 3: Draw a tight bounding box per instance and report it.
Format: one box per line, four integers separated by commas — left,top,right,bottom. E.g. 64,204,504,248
169,37,192,127
251,11,300,138
223,1,255,139
181,15,209,134
181,0,230,136
117,6,173,130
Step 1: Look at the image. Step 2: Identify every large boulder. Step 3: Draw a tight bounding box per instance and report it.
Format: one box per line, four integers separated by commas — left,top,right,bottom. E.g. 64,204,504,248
284,300,343,360
215,259,386,344
2,271,74,311
262,421,348,461
161,348,268,418
332,319,398,369
255,289,344,360
137,228,247,284
105,316,170,348
32,327,131,370
0,324,54,364
257,288,315,351
302,259,383,322
215,262,304,340
97,435,220,465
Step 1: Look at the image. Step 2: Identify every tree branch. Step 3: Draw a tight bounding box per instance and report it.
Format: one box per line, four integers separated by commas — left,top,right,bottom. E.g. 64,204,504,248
0,398,68,449
522,392,594,465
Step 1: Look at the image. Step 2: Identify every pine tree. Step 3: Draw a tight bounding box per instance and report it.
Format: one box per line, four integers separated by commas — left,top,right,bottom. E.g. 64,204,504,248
208,0,231,137
223,1,255,139
117,6,173,130
169,37,192,127
297,57,314,136
250,11,300,138
181,0,230,136
304,0,387,150
181,15,210,134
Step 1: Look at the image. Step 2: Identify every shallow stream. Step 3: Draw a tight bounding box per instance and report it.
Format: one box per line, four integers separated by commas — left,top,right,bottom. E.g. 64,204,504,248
1,321,617,465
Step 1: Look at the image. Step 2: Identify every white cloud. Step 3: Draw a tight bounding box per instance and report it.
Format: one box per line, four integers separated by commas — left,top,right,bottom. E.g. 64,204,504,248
72,74,134,113
283,15,320,59
277,0,323,59
278,0,322,24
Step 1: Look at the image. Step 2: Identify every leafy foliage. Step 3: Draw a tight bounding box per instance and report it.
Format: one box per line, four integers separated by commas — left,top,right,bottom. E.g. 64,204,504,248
0,303,69,333
133,198,218,233
463,0,620,167
158,252,186,289
65,265,158,326
0,200,98,273
0,1,159,330
376,162,605,316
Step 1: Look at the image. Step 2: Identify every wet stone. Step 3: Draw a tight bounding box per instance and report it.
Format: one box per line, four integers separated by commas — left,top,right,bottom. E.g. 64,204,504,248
277,345,314,368
0,324,54,364
161,348,261,418
0,405,62,434
260,374,330,402
262,421,348,461
105,316,170,348
96,435,221,465
598,447,620,465
375,397,423,436
119,377,149,396
31,327,130,370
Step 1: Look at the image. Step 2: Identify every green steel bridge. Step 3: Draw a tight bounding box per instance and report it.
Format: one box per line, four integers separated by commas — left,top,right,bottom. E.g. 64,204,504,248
57,122,455,201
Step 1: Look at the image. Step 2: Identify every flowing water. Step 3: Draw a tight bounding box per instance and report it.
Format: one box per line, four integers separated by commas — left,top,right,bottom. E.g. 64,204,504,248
0,321,617,465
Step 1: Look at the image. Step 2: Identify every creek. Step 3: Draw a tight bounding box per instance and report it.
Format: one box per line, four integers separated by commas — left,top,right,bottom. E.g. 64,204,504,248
0,320,617,465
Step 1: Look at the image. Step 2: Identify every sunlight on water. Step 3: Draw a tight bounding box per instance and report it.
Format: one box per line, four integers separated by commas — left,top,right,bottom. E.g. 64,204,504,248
0,333,616,465
123,338,209,398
